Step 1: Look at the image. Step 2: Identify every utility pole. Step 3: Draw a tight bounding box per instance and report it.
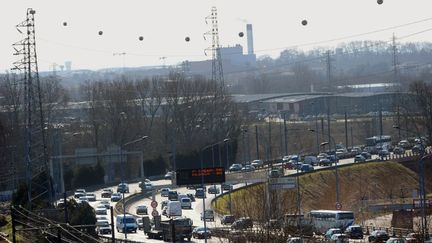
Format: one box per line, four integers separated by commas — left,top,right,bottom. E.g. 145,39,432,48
392,33,398,84
12,8,53,208
344,107,348,149
255,125,260,159
327,97,331,152
283,113,288,156
205,7,224,90
326,50,332,89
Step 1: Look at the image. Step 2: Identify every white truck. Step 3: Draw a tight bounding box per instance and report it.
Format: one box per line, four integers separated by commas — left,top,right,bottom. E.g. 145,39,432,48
167,201,182,217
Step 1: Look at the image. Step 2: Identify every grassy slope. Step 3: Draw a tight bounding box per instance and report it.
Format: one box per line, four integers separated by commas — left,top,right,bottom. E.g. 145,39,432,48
214,162,419,223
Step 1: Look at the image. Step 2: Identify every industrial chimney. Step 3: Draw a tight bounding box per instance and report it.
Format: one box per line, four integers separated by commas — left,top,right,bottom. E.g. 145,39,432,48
246,24,254,55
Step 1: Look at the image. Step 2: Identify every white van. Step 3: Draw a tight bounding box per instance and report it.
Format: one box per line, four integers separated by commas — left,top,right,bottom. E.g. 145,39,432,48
180,197,192,209
167,201,182,217
303,156,317,166
116,214,137,233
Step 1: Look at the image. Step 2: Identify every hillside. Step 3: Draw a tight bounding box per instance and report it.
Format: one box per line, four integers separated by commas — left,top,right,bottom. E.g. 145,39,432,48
214,162,421,223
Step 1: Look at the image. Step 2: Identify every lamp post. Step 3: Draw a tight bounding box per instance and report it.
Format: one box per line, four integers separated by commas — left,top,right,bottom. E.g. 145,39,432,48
120,135,149,239
200,138,229,243
309,129,340,209
393,125,429,240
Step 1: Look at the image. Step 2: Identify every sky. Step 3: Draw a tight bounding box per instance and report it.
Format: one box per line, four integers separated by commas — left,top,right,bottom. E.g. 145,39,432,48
2,0,432,72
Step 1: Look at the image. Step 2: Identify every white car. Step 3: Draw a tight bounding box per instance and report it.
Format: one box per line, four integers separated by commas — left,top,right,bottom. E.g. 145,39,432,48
96,215,108,221
251,159,264,167
160,188,170,197
144,182,153,190
99,200,110,209
95,205,107,215
180,198,192,209
86,193,96,201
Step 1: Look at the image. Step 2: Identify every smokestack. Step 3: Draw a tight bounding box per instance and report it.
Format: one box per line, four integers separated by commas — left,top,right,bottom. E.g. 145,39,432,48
246,24,254,55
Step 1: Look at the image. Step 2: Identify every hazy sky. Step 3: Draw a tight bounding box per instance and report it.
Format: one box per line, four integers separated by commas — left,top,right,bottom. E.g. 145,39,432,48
2,0,432,72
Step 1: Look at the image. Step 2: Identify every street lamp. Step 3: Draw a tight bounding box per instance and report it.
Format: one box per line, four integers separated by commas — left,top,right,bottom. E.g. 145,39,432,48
120,135,149,239
393,125,429,240
200,138,229,243
309,129,340,210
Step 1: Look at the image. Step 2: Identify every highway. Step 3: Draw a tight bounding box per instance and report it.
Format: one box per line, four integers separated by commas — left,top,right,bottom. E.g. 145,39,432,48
83,152,404,242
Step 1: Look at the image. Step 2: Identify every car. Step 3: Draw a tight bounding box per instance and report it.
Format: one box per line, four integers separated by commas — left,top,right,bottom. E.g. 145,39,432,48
56,199,65,208
221,215,235,225
192,226,211,239
345,225,363,239
164,171,174,180
95,205,107,215
111,193,122,202
319,158,332,166
286,237,305,243
166,201,182,218
229,164,242,172
86,193,96,201
186,193,195,202
251,159,264,167
96,215,108,221
241,165,255,172
269,169,282,178
300,164,314,172
78,196,89,204
136,205,148,215
379,149,390,157
303,156,318,166
351,147,362,155
405,233,420,243
76,189,86,194
117,183,129,193
116,214,138,233
330,233,349,242
282,155,291,162
101,188,113,198
231,217,253,230
412,144,424,154
178,194,188,201
207,185,220,194
393,146,405,155
96,220,111,235
99,200,110,209
386,238,407,243
317,153,329,160
221,183,233,191
144,182,153,191
398,140,411,149
74,192,85,199
195,188,206,198
168,190,179,201
361,151,372,159
325,228,342,240
201,209,214,221
160,188,170,197
368,230,390,243
160,200,169,210
180,197,192,209
186,185,196,189
354,155,366,162
136,218,143,230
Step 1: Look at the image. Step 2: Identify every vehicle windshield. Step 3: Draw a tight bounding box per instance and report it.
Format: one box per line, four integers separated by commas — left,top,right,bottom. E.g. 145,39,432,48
337,212,354,219
122,218,136,224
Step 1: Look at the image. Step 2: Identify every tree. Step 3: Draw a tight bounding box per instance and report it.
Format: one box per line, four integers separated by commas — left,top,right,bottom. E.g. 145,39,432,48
408,81,432,144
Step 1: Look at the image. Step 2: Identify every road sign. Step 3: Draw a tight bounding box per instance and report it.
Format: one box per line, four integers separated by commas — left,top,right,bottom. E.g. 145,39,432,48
269,177,297,190
176,167,225,186
336,202,342,210
413,199,432,209
152,209,159,217
151,200,158,208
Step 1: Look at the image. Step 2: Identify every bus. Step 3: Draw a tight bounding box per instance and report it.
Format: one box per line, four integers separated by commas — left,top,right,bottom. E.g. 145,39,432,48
365,135,392,154
309,210,355,233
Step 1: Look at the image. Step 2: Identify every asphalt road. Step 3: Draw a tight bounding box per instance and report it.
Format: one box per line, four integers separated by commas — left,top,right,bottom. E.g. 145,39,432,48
84,151,405,242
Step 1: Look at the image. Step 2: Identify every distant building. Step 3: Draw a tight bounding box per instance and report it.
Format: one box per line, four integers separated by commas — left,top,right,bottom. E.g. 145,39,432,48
187,24,256,76
65,61,72,71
